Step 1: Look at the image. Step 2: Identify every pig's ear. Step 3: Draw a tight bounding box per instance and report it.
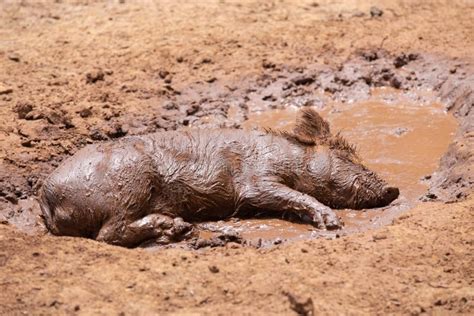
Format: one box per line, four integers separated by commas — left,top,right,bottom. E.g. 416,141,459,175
293,108,331,143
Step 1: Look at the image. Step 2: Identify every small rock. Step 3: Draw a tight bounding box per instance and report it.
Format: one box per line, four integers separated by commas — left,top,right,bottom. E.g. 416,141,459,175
13,102,33,119
362,51,378,62
262,94,276,101
200,57,212,64
291,75,314,85
78,108,92,118
176,56,184,63
394,54,409,68
153,116,177,131
102,109,116,121
262,60,276,69
8,53,20,62
27,175,39,188
162,101,178,110
89,129,108,141
85,69,105,84
206,77,217,83
434,299,446,306
163,84,180,95
4,192,18,204
64,117,75,128
21,139,35,148
46,110,72,126
370,6,383,17
45,111,62,125
283,291,314,316
372,232,388,241
186,104,200,116
48,79,69,86
409,305,426,315
0,84,13,95
390,76,402,89
408,53,418,61
208,265,219,273
393,127,409,136
158,70,169,79
216,231,243,244
25,110,44,121
324,84,340,94
49,300,61,307
421,192,438,201
382,71,394,81
164,76,172,84
106,124,128,138
421,175,432,181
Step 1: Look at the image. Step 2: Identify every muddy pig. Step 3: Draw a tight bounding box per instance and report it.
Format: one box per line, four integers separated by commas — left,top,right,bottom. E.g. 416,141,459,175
40,109,399,247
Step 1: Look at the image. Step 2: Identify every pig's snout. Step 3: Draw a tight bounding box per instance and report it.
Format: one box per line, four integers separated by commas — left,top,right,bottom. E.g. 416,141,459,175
382,186,399,205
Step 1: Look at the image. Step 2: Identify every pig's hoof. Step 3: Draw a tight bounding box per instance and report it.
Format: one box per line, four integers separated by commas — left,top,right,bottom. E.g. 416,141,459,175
323,212,343,230
325,218,342,230
310,212,326,229
167,217,197,240
308,209,342,230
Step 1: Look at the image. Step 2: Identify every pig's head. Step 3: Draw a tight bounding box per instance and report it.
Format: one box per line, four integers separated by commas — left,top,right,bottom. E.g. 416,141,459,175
289,108,399,209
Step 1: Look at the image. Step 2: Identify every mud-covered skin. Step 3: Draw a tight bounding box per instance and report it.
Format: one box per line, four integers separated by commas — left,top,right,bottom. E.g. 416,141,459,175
40,109,399,247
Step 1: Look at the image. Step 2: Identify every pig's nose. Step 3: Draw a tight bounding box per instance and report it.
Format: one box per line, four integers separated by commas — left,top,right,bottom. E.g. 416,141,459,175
384,186,399,204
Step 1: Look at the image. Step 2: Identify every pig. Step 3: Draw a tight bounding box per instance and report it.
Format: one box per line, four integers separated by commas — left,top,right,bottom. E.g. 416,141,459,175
40,109,399,247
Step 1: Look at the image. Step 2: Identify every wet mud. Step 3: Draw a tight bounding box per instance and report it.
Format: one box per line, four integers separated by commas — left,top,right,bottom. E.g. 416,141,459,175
194,89,457,247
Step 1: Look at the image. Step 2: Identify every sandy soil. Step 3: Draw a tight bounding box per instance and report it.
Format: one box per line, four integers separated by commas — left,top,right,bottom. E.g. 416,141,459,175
0,0,473,314
1,198,473,315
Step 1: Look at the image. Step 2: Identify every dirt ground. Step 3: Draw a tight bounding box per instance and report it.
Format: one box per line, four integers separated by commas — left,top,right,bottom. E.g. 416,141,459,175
0,0,473,314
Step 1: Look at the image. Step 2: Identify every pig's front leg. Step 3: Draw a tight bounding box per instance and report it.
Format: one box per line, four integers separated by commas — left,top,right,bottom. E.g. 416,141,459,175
244,181,342,230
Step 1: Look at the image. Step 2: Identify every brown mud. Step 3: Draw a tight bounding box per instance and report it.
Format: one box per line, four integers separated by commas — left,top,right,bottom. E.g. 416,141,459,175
0,0,473,314
197,90,457,247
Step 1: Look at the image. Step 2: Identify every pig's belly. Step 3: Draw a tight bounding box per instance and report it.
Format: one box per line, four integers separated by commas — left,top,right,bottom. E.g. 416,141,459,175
180,205,237,221
156,177,238,221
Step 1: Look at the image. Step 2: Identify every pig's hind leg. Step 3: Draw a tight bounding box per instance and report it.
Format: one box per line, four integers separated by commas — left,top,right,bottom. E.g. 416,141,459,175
96,214,195,248
244,181,342,230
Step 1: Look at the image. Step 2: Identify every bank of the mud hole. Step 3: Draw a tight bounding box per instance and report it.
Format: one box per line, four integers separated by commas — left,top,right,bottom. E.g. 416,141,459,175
1,50,473,249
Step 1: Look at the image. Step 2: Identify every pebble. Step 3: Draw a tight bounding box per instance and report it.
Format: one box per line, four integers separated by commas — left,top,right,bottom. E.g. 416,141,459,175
370,6,383,17
0,84,13,95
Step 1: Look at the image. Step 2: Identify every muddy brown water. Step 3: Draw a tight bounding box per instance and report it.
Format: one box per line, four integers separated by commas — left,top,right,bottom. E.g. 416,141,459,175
198,88,457,246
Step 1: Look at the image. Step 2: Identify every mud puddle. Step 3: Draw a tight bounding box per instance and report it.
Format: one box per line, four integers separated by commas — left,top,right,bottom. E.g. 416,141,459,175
197,88,457,247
